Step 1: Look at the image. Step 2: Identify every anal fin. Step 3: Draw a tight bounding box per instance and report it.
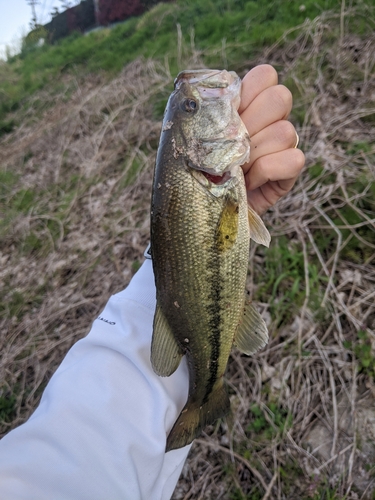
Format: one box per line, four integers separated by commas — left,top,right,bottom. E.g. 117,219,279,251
151,303,183,377
234,298,269,355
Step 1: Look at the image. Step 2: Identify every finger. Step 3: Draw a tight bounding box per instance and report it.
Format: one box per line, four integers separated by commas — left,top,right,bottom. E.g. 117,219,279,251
244,148,305,192
240,85,293,138
247,180,297,215
242,120,298,175
238,65,278,114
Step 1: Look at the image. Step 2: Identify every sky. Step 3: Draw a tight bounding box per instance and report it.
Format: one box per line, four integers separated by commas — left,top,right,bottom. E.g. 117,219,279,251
0,0,75,58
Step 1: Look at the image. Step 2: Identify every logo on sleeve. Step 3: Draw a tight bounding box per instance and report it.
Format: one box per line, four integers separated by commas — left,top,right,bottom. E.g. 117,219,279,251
97,316,116,326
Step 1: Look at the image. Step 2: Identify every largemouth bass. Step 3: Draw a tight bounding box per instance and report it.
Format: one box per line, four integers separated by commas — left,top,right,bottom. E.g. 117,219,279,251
150,69,271,452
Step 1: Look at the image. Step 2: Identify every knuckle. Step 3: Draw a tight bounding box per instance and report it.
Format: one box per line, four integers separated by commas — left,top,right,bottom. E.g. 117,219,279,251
256,154,269,170
275,120,296,146
286,149,305,179
272,85,293,114
293,148,306,172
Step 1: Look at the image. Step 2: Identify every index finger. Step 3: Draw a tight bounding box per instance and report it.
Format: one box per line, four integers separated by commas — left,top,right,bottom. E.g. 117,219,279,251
238,65,278,114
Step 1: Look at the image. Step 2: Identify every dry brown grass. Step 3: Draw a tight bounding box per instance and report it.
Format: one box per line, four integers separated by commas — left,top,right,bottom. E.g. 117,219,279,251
1,9,375,500
173,13,375,500
0,58,173,429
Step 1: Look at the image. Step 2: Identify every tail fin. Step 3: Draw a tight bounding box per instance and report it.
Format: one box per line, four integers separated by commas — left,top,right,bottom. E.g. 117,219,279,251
166,382,230,452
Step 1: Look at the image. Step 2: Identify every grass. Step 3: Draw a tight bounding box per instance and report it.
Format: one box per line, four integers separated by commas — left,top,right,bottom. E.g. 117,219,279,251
344,330,375,379
2,0,375,127
0,391,17,424
1,0,375,499
254,236,324,328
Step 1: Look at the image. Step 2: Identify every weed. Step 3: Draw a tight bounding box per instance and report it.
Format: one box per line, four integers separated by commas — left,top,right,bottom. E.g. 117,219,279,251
151,91,170,120
0,118,16,137
131,259,142,273
0,391,17,424
2,290,25,318
247,402,292,442
230,487,262,500
123,157,144,188
344,330,375,378
309,483,345,500
254,236,323,328
307,163,336,186
0,170,18,197
1,282,47,321
11,188,36,213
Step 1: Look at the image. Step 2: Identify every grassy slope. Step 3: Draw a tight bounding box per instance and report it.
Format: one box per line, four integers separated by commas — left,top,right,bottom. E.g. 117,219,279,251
1,0,366,128
1,1,375,499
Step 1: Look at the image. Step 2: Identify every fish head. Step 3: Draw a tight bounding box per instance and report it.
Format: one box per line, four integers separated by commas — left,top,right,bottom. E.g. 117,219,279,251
163,69,250,180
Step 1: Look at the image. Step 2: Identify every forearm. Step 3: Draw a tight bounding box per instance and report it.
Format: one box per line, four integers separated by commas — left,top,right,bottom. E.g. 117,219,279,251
0,260,191,500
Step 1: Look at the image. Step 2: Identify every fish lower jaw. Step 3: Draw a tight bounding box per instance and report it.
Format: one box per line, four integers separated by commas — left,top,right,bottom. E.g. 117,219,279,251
202,170,231,185
189,167,238,197
190,166,234,186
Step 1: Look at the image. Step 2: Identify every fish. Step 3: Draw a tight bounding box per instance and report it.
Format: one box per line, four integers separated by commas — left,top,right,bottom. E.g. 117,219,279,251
150,69,271,452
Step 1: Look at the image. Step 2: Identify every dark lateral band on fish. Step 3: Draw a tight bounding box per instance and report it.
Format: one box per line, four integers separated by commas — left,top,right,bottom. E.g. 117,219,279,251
150,68,271,452
203,246,223,405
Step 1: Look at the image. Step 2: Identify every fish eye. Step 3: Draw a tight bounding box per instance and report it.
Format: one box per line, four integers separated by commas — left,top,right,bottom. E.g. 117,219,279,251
183,98,198,112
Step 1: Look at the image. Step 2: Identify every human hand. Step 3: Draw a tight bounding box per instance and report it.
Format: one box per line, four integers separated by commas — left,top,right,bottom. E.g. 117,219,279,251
239,65,305,215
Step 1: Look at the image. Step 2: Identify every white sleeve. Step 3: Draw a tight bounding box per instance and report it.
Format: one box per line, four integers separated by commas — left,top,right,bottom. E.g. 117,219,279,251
0,259,191,500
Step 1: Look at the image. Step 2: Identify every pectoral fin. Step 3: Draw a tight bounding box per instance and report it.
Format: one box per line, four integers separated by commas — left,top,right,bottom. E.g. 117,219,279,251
151,303,183,377
234,299,269,355
248,205,271,247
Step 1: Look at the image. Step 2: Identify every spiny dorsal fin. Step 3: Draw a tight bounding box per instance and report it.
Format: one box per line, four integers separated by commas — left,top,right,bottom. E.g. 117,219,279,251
151,303,183,377
233,298,269,355
248,205,271,247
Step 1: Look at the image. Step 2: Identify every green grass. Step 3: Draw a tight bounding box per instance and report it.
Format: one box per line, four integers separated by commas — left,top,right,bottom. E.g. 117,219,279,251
247,402,292,442
308,154,375,264
230,487,263,500
1,0,374,126
0,284,47,320
0,182,62,254
0,391,17,424
253,236,324,328
0,170,18,196
344,330,375,378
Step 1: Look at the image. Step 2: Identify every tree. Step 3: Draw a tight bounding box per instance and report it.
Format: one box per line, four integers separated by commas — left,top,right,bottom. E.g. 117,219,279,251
27,0,39,29
59,1,79,9
51,7,60,18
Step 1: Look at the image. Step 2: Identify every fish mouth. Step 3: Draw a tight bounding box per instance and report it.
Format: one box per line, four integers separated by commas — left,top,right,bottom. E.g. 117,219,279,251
175,69,228,88
174,69,241,104
201,171,231,185
189,166,234,190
